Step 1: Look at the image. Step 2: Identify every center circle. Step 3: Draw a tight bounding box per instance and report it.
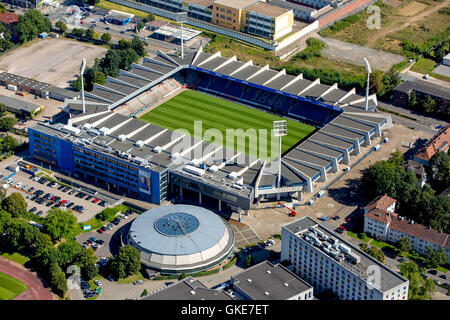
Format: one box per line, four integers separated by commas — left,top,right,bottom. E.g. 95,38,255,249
154,212,200,236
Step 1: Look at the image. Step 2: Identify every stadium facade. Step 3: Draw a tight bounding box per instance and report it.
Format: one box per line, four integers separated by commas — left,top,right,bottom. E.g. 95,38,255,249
28,48,392,214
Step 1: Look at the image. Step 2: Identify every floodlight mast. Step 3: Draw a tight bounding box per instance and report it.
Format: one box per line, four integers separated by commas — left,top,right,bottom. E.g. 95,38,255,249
177,12,187,59
273,120,287,199
80,58,86,114
363,57,372,111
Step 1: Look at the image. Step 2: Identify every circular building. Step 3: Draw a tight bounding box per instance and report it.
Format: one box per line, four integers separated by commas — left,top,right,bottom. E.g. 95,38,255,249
124,205,234,274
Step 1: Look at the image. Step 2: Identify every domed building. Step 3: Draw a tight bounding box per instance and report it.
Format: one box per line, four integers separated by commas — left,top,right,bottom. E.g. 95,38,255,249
123,205,235,274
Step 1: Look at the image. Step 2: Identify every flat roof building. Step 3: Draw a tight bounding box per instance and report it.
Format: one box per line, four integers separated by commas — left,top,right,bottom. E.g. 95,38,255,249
0,95,42,117
144,276,234,300
281,216,409,300
231,260,313,300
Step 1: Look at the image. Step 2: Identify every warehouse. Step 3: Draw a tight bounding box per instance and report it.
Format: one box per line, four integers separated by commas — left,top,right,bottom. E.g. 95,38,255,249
0,95,42,118
0,72,51,97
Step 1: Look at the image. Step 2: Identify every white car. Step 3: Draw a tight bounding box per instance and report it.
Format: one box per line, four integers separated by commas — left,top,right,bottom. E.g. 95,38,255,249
21,184,29,190
94,280,102,286
15,182,23,188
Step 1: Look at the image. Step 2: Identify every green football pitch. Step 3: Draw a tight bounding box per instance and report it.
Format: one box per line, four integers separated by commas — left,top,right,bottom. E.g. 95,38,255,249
0,272,28,300
140,90,315,160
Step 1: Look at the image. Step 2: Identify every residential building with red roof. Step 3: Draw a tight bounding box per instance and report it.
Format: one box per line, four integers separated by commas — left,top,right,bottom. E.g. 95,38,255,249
364,195,450,264
413,124,450,166
0,11,19,41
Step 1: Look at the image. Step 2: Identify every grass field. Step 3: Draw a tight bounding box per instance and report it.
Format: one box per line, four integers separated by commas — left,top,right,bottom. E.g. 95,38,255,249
0,272,28,300
140,90,316,160
0,252,29,265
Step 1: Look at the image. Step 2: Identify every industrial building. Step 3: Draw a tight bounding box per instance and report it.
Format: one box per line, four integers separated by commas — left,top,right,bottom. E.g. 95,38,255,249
0,95,42,118
123,205,235,274
28,48,391,214
281,216,409,300
230,260,313,300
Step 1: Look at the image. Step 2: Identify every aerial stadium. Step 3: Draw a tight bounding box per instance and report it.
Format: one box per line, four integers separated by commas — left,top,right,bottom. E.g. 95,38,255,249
122,204,234,273
28,47,392,215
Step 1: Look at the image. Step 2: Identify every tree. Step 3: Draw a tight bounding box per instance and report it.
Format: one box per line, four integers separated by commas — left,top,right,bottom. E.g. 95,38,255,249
0,136,19,153
85,28,96,39
43,208,77,241
0,103,6,117
71,28,84,37
108,258,126,280
0,3,6,14
2,192,27,218
245,255,254,267
399,261,435,300
82,262,99,280
92,71,106,85
136,21,145,33
381,70,402,98
407,91,418,110
421,95,437,114
397,237,412,254
0,117,17,131
144,14,155,23
425,246,449,268
429,152,450,191
57,240,82,269
55,20,67,34
76,247,97,269
0,187,7,202
101,32,111,43
369,71,383,95
49,262,68,297
117,245,141,276
131,36,146,57
141,289,148,297
16,10,51,44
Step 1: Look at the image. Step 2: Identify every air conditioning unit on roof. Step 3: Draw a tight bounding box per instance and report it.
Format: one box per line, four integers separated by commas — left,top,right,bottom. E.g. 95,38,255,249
117,134,127,141
135,140,144,147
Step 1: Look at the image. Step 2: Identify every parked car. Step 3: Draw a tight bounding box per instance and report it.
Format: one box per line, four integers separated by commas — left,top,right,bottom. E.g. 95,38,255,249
332,216,339,220
58,185,65,190
68,190,76,195
29,207,37,213
335,228,344,234
428,270,438,275
15,182,23,188
28,186,35,193
86,195,93,201
133,280,143,285
93,198,100,204
97,228,104,234
94,280,102,286
439,274,447,280
36,211,43,216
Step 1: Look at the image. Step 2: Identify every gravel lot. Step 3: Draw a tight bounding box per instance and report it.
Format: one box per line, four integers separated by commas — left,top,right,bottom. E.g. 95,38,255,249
0,38,107,88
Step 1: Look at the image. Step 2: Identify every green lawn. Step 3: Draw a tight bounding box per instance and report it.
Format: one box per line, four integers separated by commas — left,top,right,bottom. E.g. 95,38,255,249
0,272,28,300
140,90,316,160
0,252,30,265
410,58,437,74
118,272,144,284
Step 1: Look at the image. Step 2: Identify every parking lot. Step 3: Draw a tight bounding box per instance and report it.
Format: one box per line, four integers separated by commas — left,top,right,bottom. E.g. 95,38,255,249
1,158,115,222
76,210,138,259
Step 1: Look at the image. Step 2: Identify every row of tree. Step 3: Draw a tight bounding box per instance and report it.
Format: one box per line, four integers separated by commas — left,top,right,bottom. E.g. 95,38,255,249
361,151,450,233
407,92,448,120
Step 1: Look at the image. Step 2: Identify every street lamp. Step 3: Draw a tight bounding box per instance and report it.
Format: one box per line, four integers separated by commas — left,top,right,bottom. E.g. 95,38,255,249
80,58,86,114
363,57,372,111
273,120,287,192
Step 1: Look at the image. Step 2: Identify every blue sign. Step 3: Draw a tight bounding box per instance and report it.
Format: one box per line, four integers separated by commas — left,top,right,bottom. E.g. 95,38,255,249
83,225,91,231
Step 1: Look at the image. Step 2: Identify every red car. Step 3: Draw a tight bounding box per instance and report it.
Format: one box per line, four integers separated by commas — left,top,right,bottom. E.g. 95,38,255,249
52,196,58,201
61,200,67,204
97,228,104,234
93,198,99,203
345,217,351,222
340,225,346,231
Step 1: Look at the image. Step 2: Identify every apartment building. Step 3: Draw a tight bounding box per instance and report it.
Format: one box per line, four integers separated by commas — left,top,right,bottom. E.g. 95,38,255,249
413,124,449,166
363,195,450,264
281,216,409,300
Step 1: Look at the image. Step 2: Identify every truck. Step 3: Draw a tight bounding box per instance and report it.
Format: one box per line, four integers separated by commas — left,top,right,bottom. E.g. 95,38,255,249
7,84,17,91
318,216,327,221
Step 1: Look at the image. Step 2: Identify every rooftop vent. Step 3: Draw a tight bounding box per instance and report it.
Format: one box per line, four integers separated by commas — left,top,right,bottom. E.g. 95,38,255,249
190,290,196,295
171,152,181,159
247,279,252,283
264,292,269,296
153,146,162,153
208,165,219,173
266,270,271,274
99,127,109,136
117,134,126,141
284,283,289,287
228,171,239,179
135,140,144,147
